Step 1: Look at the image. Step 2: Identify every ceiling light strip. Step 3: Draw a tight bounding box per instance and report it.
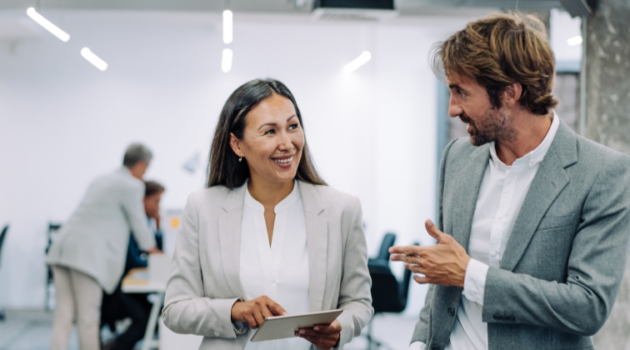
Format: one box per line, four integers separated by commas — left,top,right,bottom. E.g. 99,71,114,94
81,48,108,71
223,10,233,44
343,51,372,73
26,7,70,42
222,48,233,73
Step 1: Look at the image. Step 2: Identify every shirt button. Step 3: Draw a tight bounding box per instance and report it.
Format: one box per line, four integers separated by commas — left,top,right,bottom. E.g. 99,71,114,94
214,331,220,337
447,307,455,316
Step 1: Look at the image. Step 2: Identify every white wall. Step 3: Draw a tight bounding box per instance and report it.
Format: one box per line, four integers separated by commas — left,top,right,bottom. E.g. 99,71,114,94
550,8,582,64
0,10,476,315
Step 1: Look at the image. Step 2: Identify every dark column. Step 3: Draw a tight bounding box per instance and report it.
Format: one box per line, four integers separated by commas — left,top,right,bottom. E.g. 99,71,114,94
585,0,630,348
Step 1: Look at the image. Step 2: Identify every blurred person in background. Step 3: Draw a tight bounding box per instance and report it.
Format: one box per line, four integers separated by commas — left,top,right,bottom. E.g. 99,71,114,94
162,79,373,350
46,143,162,350
100,180,165,350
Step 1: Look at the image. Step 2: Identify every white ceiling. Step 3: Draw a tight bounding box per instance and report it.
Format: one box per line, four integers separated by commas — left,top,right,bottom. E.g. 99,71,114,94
1,0,562,13
0,0,563,41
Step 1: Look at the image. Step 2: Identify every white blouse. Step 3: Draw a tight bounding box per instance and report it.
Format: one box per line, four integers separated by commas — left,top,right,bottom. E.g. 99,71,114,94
240,181,312,350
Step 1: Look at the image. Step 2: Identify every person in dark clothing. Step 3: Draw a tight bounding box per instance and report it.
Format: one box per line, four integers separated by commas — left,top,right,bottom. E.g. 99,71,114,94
101,181,165,350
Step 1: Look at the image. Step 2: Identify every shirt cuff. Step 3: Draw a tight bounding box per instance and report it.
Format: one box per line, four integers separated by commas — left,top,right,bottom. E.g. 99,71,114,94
462,258,489,305
232,321,248,334
409,341,426,350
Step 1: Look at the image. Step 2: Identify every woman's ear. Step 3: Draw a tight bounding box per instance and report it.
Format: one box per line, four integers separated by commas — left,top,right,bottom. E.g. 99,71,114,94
502,82,523,108
229,133,245,158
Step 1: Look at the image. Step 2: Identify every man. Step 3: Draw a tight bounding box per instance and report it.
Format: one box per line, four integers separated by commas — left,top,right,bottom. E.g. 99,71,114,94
101,180,165,350
46,143,161,350
390,13,630,350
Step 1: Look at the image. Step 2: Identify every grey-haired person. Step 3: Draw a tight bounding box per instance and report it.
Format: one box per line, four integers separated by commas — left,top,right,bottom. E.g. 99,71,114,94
46,143,162,350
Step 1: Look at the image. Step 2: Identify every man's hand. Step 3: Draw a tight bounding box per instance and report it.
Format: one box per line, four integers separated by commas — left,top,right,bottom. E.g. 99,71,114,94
231,296,287,329
296,320,341,350
389,219,471,287
146,207,161,230
147,247,163,254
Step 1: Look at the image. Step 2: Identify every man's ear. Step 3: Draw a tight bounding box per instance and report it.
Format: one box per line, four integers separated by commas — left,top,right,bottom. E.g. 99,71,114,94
502,82,523,108
229,133,245,158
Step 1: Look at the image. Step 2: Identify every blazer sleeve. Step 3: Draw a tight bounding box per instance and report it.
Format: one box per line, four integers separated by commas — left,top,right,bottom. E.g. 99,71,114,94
121,181,156,251
410,138,458,344
162,193,246,338
334,197,374,349
482,155,630,336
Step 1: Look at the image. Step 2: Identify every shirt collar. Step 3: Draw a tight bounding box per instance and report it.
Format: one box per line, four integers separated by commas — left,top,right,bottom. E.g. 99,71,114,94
244,180,301,214
489,110,560,168
120,166,133,176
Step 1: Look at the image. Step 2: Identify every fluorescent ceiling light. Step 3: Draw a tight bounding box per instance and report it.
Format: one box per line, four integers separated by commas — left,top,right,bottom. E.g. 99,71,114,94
343,51,371,73
223,10,233,44
567,36,583,46
222,48,233,73
26,7,70,42
81,48,108,71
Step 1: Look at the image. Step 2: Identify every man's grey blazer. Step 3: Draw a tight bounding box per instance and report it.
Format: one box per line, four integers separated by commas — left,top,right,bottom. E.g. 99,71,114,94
162,181,373,350
46,167,156,294
412,120,630,350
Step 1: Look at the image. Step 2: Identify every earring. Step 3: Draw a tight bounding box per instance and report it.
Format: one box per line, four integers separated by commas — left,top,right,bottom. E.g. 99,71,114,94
239,157,243,162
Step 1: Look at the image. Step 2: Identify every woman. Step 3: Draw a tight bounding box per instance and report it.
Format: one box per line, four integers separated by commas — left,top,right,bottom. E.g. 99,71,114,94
162,79,373,350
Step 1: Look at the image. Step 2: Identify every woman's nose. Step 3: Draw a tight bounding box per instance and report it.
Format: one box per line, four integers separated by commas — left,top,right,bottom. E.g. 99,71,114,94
277,131,293,151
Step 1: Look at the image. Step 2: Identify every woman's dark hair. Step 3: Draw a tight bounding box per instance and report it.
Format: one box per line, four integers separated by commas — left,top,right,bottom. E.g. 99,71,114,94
207,79,326,189
144,180,165,197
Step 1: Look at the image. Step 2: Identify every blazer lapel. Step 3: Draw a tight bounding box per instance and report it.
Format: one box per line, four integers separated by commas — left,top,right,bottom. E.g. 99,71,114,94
298,181,328,312
450,144,491,251
217,185,247,299
500,121,578,271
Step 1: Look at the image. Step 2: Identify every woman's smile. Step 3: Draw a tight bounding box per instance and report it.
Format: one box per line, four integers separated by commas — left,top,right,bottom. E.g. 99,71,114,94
272,154,295,168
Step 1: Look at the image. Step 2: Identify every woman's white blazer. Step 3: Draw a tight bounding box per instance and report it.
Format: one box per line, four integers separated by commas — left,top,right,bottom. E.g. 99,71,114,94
162,180,374,350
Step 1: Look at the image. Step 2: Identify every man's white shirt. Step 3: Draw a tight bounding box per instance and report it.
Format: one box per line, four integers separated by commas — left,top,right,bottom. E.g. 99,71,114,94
410,113,560,350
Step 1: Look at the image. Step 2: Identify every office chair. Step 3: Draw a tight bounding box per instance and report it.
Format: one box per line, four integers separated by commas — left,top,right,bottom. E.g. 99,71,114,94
45,222,63,311
369,233,396,264
0,224,9,322
366,242,418,350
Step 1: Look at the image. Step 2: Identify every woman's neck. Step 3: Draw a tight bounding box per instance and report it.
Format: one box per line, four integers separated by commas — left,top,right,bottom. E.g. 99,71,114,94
247,175,294,208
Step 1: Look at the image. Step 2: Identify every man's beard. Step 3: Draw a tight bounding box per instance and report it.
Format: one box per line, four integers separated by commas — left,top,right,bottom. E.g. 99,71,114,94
459,108,515,146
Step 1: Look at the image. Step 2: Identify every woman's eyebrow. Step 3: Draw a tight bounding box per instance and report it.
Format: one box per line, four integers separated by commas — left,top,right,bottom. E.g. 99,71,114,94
258,115,297,130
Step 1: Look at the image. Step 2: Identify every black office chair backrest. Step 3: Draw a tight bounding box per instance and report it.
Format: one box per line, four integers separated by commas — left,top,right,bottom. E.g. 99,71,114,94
376,233,396,262
370,267,404,313
0,225,8,266
46,223,62,254
399,242,419,306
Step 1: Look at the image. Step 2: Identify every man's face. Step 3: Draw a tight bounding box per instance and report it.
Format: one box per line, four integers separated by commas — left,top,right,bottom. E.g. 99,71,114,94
446,73,515,146
143,192,162,218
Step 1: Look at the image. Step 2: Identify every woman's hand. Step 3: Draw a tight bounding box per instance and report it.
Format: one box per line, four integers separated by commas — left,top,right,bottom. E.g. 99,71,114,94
296,320,342,350
231,296,287,329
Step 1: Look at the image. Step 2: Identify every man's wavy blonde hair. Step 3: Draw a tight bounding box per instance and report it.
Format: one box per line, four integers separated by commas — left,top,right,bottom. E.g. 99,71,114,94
432,12,558,116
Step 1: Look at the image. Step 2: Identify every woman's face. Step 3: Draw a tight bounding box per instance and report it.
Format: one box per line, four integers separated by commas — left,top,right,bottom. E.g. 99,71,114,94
230,93,304,185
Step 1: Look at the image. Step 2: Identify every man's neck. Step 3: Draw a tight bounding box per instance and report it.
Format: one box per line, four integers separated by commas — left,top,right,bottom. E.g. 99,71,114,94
495,110,553,166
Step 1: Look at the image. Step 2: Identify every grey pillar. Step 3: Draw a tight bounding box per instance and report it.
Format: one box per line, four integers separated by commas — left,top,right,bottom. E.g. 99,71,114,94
585,1,630,349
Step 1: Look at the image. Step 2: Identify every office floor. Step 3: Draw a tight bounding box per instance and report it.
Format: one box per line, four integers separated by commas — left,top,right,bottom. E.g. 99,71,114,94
0,309,417,350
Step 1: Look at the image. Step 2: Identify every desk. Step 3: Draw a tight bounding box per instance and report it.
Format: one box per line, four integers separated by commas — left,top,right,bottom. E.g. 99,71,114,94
121,268,165,350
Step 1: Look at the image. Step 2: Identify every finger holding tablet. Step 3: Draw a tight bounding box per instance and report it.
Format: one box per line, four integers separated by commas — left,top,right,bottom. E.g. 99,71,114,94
295,320,342,350
231,295,288,329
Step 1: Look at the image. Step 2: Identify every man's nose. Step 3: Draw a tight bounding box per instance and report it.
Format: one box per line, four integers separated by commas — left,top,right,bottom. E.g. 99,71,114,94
448,96,463,118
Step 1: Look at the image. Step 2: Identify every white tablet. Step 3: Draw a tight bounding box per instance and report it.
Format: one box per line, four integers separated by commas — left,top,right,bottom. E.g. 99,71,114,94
250,309,343,342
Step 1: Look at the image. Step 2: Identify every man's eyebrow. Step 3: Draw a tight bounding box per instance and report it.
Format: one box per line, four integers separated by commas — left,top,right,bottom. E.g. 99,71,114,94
448,84,462,90
257,115,298,130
